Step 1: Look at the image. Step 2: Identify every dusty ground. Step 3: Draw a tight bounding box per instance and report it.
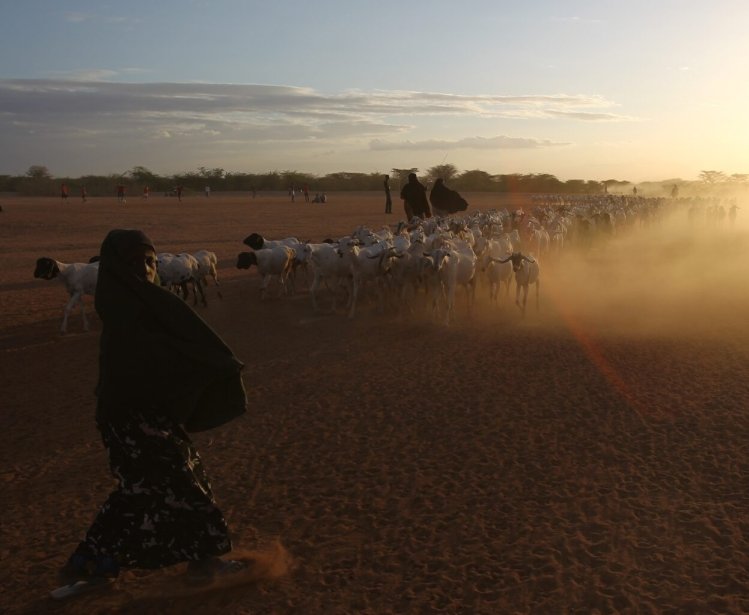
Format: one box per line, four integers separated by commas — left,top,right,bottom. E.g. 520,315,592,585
2,191,749,614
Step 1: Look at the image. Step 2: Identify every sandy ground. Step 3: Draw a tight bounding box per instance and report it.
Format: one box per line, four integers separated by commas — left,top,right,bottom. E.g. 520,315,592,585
2,191,749,614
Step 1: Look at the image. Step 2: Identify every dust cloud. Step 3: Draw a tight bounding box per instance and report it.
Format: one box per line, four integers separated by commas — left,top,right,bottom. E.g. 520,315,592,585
541,202,749,342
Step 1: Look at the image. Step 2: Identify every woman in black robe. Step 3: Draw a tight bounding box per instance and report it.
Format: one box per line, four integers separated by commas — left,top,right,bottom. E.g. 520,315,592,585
429,178,469,217
399,173,431,220
55,229,248,593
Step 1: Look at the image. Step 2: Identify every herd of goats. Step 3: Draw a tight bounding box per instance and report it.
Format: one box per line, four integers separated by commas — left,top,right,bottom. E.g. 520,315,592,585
32,194,740,333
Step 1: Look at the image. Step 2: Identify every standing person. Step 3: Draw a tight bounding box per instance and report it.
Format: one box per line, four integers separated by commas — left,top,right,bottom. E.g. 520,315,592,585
205,185,211,198
290,186,296,202
303,184,310,203
61,184,69,201
399,173,431,220
383,175,392,214
116,184,126,204
728,203,740,227
51,229,249,599
176,185,183,202
80,186,87,203
143,186,150,200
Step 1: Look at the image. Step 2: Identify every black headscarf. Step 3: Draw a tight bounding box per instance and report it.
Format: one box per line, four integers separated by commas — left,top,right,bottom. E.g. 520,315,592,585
95,229,246,432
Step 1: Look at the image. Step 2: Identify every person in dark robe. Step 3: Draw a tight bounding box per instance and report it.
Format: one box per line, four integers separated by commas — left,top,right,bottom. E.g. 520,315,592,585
429,178,469,217
399,173,431,220
54,229,248,595
383,175,392,214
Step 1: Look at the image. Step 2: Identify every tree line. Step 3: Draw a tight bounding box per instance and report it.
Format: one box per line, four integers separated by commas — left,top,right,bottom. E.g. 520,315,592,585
0,163,745,197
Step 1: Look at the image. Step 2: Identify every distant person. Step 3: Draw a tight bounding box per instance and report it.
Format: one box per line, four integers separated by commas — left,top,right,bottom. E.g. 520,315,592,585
729,203,740,226
116,185,126,204
429,178,468,217
633,186,638,196
205,185,211,198
176,185,183,202
399,173,431,220
320,192,327,203
383,175,392,214
671,184,679,198
143,186,150,200
50,229,249,600
80,186,87,203
312,193,321,203
303,184,310,203
61,184,69,201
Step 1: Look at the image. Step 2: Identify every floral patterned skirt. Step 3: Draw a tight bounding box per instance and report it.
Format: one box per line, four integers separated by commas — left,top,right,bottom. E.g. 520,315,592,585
71,412,231,570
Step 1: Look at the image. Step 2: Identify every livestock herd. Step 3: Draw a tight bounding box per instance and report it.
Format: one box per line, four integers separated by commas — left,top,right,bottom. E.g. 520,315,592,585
33,194,739,333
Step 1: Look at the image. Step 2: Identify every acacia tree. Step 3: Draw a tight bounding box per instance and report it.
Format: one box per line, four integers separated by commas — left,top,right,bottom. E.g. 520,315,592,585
699,170,726,184
129,166,159,183
390,168,419,187
26,165,52,180
425,163,459,184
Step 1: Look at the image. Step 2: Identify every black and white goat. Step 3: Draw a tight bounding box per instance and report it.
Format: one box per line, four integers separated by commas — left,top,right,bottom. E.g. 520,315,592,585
33,257,99,333
236,246,296,299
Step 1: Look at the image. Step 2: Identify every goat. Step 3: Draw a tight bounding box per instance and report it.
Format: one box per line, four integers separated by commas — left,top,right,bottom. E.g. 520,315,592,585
236,246,295,299
306,242,353,313
492,252,540,315
480,239,513,306
337,240,398,319
157,253,206,306
243,233,300,251
33,257,99,333
192,250,222,300
423,239,477,324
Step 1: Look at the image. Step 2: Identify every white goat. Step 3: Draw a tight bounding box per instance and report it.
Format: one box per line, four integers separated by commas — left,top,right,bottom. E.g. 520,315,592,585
306,242,353,313
192,249,222,300
481,238,513,306
157,253,205,306
492,252,540,315
337,239,398,319
424,238,477,324
33,257,99,333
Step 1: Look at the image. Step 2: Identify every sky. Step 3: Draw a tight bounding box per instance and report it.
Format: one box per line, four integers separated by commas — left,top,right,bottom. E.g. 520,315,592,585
0,0,747,182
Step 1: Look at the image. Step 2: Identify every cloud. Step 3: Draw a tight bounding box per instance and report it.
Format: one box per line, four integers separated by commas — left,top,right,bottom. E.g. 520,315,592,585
370,136,570,151
0,79,627,172
543,109,637,121
49,69,120,82
0,80,629,125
